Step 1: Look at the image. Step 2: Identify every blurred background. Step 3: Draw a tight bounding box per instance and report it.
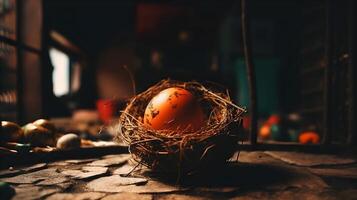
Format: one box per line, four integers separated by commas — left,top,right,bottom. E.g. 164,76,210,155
0,0,355,145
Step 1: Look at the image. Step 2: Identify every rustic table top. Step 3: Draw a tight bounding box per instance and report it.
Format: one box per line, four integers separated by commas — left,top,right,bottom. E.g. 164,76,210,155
0,151,356,200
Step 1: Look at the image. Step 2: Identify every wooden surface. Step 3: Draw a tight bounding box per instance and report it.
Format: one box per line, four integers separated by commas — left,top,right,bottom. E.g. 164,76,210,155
1,151,356,200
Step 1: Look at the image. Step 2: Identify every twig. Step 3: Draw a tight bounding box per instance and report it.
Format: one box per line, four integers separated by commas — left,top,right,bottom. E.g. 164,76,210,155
241,0,258,144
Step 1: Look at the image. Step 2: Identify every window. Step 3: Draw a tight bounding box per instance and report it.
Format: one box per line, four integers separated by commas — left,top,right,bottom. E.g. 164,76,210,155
49,47,81,97
50,48,70,97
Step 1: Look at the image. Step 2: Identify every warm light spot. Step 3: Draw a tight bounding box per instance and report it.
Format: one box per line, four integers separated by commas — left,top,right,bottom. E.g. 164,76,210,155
152,90,171,106
50,48,70,97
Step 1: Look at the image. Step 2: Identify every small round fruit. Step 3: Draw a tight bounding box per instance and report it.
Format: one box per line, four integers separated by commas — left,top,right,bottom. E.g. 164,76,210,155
259,124,271,139
299,131,320,144
56,133,80,150
33,119,56,133
267,114,281,125
144,87,205,132
1,121,23,143
23,123,55,147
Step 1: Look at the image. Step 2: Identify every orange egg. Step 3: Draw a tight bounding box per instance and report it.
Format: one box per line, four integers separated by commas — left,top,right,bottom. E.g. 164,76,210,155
144,87,205,132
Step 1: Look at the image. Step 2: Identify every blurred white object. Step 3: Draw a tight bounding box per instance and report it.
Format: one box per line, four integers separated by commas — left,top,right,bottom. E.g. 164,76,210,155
57,133,80,149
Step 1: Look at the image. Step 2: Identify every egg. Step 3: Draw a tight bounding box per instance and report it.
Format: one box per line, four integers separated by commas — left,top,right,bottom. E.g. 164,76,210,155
0,121,23,143
33,119,56,134
144,87,205,132
22,123,55,147
56,133,81,150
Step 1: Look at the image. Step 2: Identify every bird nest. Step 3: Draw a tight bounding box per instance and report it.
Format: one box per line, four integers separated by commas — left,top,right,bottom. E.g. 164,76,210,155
116,80,246,176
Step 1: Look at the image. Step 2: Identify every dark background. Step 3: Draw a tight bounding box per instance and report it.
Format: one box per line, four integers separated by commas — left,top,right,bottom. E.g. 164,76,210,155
42,0,301,115
1,0,354,143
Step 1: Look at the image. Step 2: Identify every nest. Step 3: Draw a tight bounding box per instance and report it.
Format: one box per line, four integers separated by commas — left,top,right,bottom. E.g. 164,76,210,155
116,80,246,176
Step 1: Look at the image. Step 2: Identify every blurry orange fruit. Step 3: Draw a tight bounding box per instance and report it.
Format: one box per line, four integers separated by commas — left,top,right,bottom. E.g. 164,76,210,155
259,124,271,139
267,114,281,125
144,87,205,132
299,131,320,144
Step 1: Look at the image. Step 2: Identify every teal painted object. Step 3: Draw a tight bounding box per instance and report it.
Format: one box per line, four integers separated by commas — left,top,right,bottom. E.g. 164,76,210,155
270,124,281,140
14,143,31,153
0,182,15,200
235,58,280,116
